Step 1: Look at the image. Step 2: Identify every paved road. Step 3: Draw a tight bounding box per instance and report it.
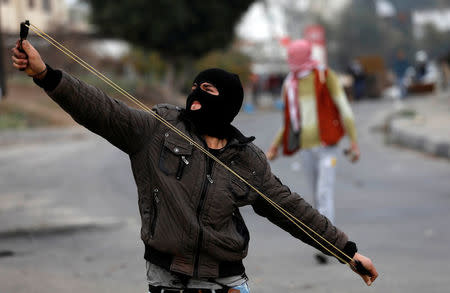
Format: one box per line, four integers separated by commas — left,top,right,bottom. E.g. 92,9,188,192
1,99,449,293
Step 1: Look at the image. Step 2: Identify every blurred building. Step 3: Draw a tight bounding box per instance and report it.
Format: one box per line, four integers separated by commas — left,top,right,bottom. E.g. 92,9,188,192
66,0,92,34
0,0,68,34
412,8,450,39
237,0,351,75
0,0,93,35
236,0,351,104
238,39,288,75
309,0,351,22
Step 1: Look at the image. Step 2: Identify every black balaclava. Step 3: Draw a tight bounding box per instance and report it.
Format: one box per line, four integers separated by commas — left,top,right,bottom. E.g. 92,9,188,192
185,68,244,139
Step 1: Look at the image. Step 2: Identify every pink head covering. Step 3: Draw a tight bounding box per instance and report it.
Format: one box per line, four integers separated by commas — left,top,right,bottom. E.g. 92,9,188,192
287,39,318,73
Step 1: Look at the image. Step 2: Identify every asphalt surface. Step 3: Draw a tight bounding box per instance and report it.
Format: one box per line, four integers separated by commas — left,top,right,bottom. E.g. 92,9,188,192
1,99,449,293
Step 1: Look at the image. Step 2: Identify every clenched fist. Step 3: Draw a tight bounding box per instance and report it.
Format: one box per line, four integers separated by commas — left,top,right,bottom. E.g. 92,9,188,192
11,40,47,79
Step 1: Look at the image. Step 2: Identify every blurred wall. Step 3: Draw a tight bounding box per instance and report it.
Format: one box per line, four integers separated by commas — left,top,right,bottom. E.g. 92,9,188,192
0,0,68,34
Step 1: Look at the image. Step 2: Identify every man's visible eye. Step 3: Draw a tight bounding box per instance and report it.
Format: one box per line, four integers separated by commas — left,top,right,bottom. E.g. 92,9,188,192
202,84,213,92
191,84,197,91
198,83,219,95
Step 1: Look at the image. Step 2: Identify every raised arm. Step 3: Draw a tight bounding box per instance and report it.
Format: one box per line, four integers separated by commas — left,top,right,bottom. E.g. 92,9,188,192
12,40,158,154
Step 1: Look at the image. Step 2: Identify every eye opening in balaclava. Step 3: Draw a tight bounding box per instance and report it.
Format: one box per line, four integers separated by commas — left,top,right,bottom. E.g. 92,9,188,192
185,68,243,139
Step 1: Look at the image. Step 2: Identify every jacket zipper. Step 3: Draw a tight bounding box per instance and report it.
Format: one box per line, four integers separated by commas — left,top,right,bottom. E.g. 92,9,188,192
193,156,214,277
150,187,160,238
176,155,189,180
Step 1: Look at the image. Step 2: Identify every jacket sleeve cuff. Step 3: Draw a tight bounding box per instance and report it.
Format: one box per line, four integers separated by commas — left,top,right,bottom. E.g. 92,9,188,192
33,64,62,92
339,241,358,263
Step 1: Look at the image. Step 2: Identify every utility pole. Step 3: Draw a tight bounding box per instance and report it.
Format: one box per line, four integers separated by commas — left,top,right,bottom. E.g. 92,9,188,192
0,3,7,100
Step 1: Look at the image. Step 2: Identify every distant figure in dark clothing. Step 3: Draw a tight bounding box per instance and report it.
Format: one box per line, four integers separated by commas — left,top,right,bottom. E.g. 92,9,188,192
392,50,409,98
414,50,428,83
440,51,450,89
347,60,366,101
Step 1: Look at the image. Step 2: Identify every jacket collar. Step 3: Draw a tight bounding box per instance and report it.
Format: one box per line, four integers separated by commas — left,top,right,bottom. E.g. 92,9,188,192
227,124,255,147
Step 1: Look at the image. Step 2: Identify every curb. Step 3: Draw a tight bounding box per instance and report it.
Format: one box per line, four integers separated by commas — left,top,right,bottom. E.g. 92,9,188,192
387,118,450,160
0,127,89,147
0,217,124,239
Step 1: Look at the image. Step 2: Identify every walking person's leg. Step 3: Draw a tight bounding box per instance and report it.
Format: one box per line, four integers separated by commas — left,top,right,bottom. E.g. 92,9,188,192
315,145,338,224
301,147,330,263
300,148,318,198
310,145,338,264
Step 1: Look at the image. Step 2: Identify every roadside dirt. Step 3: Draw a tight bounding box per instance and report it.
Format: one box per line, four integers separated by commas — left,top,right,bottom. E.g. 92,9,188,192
0,77,184,130
0,83,76,127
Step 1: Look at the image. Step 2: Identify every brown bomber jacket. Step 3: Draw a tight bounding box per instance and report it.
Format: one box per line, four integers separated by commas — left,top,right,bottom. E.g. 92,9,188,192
40,70,352,278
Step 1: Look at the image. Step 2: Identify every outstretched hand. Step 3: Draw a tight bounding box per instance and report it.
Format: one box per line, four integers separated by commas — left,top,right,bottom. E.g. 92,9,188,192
12,40,47,79
344,142,360,163
350,253,378,286
265,145,279,161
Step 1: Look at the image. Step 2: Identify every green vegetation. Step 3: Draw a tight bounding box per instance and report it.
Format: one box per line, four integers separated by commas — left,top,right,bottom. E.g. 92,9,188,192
85,0,255,90
397,108,417,118
0,111,27,129
86,0,255,60
195,49,252,85
0,108,49,130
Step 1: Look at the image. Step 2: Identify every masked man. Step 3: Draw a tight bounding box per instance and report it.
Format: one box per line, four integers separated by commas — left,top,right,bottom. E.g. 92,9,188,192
12,40,377,293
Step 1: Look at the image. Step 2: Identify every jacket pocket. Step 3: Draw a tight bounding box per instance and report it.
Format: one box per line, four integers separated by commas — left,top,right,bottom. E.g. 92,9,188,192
229,176,250,199
158,133,193,178
150,187,161,239
232,209,250,255
228,160,257,199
